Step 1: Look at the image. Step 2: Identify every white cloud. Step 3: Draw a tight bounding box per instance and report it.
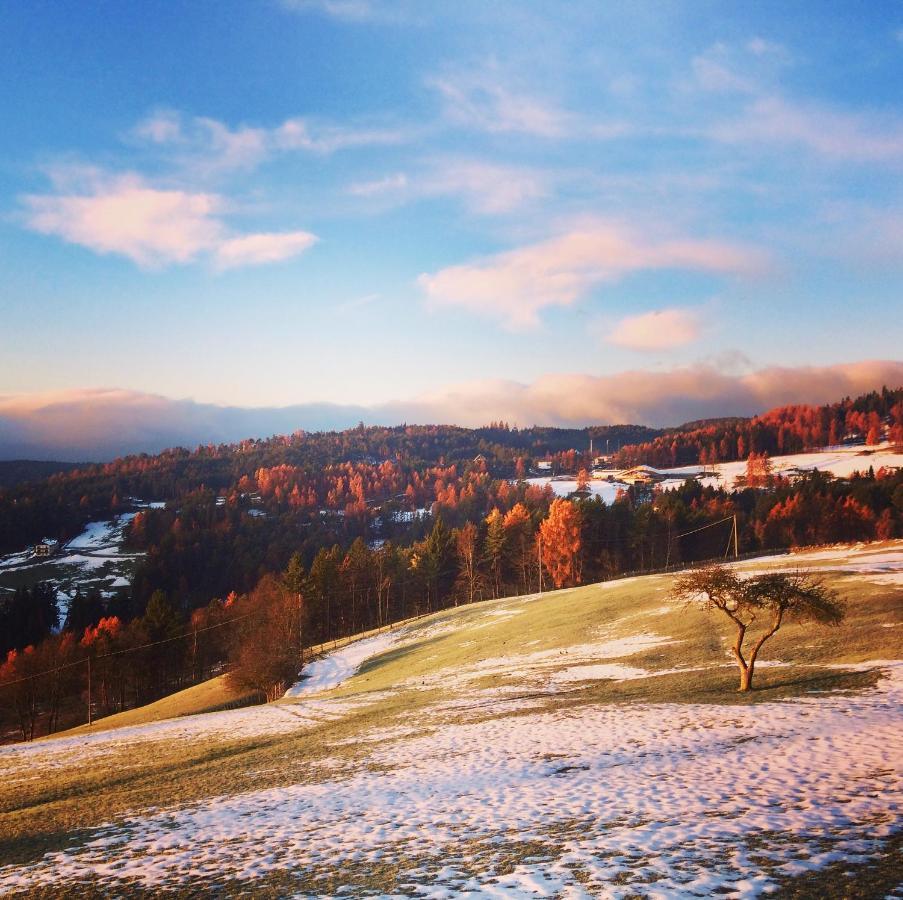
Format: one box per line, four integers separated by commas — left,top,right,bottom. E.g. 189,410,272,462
429,69,570,137
687,44,903,164
278,0,413,23
690,39,790,94
347,173,409,197
273,117,408,154
133,109,183,144
131,110,408,175
712,96,903,162
349,160,549,214
691,45,757,94
746,37,788,58
215,231,318,269
418,223,766,329
422,160,548,214
22,170,317,269
608,308,701,350
23,173,224,267
281,0,374,20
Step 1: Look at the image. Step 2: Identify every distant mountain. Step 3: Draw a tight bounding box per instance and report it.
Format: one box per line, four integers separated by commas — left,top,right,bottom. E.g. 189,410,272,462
0,459,86,489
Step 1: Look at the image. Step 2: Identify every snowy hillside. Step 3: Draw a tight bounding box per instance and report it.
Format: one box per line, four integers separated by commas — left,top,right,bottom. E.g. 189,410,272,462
0,510,155,623
1,541,901,897
530,442,903,501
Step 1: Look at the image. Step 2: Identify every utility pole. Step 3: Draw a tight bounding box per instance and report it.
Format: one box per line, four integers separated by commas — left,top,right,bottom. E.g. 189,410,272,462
733,514,739,559
86,655,92,727
298,590,304,667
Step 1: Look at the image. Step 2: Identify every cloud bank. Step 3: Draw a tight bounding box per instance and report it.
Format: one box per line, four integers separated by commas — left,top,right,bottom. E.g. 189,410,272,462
1,360,900,461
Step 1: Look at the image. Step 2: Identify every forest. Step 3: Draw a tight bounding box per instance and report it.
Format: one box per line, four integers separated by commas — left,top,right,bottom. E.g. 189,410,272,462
1,387,901,741
614,386,903,468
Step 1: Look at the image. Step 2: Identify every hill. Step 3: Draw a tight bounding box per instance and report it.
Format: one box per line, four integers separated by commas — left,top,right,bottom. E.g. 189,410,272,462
1,540,900,897
0,460,85,490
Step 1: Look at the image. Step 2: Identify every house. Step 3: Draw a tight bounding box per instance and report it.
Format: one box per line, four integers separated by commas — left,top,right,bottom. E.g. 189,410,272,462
619,465,662,486
33,539,60,558
536,460,553,472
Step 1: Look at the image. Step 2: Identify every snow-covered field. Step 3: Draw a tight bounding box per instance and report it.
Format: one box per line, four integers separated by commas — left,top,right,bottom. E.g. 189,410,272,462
529,441,903,502
526,476,624,503
1,541,901,897
664,441,903,492
0,510,151,621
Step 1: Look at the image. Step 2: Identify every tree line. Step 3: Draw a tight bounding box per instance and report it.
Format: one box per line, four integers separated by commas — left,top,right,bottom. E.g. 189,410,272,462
613,387,903,469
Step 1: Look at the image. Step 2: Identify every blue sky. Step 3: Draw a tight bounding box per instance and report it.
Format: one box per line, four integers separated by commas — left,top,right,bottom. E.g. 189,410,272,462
0,0,901,444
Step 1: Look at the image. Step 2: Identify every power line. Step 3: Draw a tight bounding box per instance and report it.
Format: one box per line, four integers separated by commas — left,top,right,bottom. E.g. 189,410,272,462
0,613,254,688
587,514,735,546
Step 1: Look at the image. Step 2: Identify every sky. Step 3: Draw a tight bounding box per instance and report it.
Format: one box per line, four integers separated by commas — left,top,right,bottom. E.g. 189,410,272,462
0,1,901,457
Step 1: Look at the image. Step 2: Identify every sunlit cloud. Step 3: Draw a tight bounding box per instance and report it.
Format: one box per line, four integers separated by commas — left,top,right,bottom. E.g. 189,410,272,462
22,173,224,267
608,308,702,350
214,231,318,269
402,360,903,428
21,170,317,269
418,223,766,329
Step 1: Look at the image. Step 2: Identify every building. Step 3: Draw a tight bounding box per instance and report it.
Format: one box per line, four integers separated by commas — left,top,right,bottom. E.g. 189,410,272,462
33,539,60,558
619,465,662,486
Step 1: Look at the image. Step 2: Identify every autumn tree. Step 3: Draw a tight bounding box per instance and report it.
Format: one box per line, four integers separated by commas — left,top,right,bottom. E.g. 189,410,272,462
503,503,534,595
227,574,304,701
670,564,843,691
745,452,772,488
539,499,582,589
483,509,507,598
454,521,482,605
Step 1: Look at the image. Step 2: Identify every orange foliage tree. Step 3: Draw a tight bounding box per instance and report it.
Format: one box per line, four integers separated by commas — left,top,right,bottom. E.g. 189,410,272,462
539,498,582,588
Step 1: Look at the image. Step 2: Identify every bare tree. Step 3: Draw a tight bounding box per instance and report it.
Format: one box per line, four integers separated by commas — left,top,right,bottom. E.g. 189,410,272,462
670,564,844,691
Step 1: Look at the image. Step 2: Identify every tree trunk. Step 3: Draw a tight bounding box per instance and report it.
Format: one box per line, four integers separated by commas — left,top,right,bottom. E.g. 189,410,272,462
731,621,750,691
738,664,753,692
743,610,783,693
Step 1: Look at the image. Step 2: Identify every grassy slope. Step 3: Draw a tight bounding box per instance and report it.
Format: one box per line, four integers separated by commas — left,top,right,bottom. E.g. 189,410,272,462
50,675,260,739
51,617,427,739
1,541,901,892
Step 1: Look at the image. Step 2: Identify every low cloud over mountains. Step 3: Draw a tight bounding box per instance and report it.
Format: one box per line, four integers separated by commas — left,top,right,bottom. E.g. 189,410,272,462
2,359,901,461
